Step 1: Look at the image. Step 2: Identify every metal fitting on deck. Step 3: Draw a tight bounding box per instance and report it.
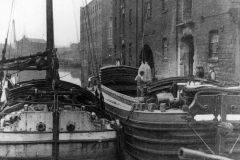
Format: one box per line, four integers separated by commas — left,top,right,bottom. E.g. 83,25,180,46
66,122,75,132
90,112,97,121
36,122,46,132
160,103,167,112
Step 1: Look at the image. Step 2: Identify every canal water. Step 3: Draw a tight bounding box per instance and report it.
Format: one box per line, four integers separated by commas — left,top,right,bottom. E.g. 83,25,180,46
8,67,82,87
59,67,81,86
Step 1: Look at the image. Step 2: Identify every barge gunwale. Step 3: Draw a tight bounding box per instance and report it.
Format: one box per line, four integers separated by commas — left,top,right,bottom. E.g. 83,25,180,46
99,65,232,160
0,78,118,160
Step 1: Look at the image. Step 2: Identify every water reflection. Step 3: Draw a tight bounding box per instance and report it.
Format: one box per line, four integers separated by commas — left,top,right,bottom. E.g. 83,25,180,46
59,67,81,86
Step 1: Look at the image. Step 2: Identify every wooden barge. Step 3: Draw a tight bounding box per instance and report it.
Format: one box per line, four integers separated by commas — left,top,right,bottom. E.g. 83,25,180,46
100,65,240,160
0,0,119,159
0,78,118,160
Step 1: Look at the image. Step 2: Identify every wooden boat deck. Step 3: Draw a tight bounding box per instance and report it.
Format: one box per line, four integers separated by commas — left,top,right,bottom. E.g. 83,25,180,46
100,65,240,160
0,79,118,160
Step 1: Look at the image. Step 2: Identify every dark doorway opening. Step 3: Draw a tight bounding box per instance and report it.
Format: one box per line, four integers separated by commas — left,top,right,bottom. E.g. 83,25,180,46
180,35,194,76
139,44,154,69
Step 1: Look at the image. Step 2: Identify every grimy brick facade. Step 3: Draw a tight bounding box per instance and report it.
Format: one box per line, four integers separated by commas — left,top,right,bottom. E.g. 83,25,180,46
113,0,240,82
80,0,113,86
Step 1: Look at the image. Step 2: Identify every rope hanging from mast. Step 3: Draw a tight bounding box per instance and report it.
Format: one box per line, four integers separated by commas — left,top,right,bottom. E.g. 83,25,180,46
1,0,16,88
82,4,95,77
71,0,80,43
188,123,215,155
82,0,99,77
82,0,104,104
2,0,16,62
141,3,148,63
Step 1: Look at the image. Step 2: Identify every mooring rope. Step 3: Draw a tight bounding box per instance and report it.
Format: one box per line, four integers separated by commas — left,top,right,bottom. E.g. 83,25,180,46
188,123,215,155
229,134,240,154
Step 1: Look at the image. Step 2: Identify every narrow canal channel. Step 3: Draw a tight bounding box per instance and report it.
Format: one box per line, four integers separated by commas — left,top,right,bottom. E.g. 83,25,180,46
59,67,81,86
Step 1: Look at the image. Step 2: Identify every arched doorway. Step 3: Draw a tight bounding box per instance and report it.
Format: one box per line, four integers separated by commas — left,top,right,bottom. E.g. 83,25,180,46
139,44,154,69
180,35,194,76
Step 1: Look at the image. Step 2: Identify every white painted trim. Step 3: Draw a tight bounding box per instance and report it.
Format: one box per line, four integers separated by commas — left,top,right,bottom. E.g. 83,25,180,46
0,131,116,142
59,131,116,140
101,85,138,103
0,133,52,142
103,92,132,111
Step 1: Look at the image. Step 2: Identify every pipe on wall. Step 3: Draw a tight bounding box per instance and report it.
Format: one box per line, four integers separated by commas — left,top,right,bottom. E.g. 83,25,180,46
176,0,179,76
136,0,139,67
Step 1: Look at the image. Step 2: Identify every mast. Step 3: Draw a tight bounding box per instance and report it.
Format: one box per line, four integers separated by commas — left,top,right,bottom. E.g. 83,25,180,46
46,0,59,81
46,0,54,50
12,20,17,48
46,1,59,160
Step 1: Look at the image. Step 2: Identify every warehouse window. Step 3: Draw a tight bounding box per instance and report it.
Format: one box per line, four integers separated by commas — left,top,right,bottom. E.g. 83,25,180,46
122,14,125,34
209,30,219,57
145,0,152,19
183,0,192,20
114,44,117,56
129,9,132,25
120,0,126,34
114,17,117,28
162,38,168,56
162,0,167,11
128,43,132,65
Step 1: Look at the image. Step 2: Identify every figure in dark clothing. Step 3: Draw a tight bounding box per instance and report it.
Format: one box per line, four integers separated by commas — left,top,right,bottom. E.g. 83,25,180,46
6,73,13,89
195,66,204,78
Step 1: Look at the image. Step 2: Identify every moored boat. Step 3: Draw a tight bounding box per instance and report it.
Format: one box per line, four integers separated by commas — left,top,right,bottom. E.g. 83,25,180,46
99,65,240,160
0,0,118,159
0,51,118,160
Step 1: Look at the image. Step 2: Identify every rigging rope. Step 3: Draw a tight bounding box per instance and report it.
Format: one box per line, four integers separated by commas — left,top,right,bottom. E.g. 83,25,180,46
141,4,148,63
70,0,82,67
82,0,95,77
8,25,13,59
83,11,95,76
71,0,80,42
83,0,99,76
6,0,15,40
188,123,216,155
1,0,16,88
60,73,71,79
229,134,240,154
2,0,15,62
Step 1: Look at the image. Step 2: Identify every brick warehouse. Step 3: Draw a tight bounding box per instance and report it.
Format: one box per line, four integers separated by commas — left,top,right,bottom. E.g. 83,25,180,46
80,0,113,86
113,0,240,81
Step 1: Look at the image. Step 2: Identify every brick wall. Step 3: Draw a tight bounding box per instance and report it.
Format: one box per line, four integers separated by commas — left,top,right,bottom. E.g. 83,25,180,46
113,0,178,77
113,0,240,82
80,0,113,86
189,0,237,81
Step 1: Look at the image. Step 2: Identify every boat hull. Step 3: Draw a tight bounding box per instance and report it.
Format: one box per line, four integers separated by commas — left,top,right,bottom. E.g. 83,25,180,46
102,86,240,160
100,81,217,160
0,131,117,160
104,99,216,160
0,110,118,160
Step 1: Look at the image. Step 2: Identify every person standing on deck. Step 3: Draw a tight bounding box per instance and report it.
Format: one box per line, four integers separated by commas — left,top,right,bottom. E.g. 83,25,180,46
208,64,216,81
116,58,120,66
195,66,204,78
145,62,152,82
135,71,145,97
